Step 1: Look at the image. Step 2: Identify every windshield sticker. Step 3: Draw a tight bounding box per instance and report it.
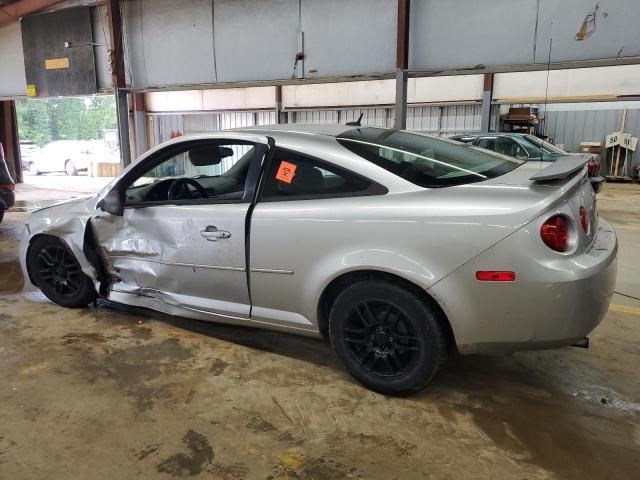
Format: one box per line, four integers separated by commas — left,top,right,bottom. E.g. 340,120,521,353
276,161,297,184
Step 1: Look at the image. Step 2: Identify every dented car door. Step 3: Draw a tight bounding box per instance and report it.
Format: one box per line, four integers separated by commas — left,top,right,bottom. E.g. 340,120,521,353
91,136,268,318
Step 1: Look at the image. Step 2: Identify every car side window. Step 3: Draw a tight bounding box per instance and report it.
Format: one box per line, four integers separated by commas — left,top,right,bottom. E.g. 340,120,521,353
477,138,496,151
261,148,379,201
123,141,261,205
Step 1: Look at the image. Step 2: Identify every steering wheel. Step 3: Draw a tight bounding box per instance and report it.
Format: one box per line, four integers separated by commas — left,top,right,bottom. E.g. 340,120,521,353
167,178,210,200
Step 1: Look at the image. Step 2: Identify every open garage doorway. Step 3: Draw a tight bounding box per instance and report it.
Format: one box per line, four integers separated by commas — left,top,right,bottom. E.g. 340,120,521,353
16,95,120,197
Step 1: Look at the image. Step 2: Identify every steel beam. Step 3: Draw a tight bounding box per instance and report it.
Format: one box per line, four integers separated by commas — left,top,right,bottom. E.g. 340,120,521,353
394,0,410,129
106,0,131,167
0,0,66,27
480,73,494,132
132,92,147,158
0,101,22,183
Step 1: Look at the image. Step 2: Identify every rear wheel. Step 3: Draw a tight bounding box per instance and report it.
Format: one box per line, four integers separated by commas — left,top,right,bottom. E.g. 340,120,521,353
329,280,448,395
28,236,95,308
65,160,78,176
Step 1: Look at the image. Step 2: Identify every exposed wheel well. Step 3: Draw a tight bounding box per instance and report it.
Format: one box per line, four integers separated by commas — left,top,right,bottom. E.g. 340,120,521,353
317,270,457,353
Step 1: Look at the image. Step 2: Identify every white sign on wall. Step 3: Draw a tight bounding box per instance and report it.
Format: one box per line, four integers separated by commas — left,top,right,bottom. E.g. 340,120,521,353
605,132,622,148
622,135,638,152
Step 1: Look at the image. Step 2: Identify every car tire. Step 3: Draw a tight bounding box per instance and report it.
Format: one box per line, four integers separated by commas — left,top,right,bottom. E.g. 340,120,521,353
65,160,78,176
329,279,448,395
28,236,96,308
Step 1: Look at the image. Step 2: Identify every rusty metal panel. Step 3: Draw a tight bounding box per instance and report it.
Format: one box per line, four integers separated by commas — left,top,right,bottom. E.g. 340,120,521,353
21,7,97,97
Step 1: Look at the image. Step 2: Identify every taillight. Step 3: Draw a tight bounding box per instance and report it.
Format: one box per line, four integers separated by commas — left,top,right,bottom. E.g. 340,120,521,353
540,215,569,252
587,159,599,175
579,207,589,233
0,183,14,192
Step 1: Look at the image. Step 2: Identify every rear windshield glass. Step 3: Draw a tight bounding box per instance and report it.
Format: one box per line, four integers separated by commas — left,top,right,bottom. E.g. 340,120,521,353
337,128,522,188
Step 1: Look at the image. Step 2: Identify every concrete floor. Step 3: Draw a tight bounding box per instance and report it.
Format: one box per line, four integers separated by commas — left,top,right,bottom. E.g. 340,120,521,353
1,183,639,480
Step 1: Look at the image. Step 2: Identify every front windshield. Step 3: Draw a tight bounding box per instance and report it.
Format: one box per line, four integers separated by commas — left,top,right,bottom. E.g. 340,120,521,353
524,135,566,155
337,128,522,188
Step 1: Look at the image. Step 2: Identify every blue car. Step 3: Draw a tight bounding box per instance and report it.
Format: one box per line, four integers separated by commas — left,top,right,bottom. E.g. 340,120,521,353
450,133,604,193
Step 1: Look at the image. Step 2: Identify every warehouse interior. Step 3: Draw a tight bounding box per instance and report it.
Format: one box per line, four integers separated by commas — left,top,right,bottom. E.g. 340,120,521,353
0,1,639,479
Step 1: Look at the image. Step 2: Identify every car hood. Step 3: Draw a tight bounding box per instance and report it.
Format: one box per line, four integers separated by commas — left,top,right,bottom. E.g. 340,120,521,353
27,195,98,239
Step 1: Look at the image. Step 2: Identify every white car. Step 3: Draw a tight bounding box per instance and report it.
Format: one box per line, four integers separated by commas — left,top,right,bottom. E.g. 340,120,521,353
19,125,617,394
29,140,112,176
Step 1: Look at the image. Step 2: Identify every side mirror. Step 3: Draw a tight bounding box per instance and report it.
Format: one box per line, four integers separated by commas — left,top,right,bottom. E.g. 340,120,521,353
98,190,123,216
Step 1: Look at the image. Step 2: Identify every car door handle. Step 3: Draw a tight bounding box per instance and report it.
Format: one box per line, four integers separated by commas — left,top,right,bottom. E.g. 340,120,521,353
200,226,231,241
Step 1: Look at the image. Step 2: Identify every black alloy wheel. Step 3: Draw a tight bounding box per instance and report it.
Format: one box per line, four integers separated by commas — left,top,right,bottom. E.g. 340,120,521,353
329,280,448,395
344,300,420,378
28,236,96,308
36,244,84,298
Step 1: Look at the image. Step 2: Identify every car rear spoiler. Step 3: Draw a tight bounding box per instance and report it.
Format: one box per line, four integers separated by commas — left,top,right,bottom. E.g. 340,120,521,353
529,154,590,181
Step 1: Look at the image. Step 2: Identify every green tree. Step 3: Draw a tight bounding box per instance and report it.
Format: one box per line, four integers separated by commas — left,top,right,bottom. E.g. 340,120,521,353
16,95,117,146
15,99,51,147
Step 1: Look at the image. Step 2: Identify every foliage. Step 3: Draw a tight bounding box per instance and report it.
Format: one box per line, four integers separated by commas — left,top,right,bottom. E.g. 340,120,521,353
15,96,117,147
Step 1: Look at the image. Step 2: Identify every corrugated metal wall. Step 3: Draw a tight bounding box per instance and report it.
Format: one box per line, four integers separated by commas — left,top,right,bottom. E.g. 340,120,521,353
149,103,640,175
152,115,184,145
291,104,481,135
150,111,277,146
545,109,640,152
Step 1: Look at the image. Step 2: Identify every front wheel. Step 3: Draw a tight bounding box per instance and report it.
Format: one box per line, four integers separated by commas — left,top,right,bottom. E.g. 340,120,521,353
65,160,78,176
329,280,448,395
28,236,96,308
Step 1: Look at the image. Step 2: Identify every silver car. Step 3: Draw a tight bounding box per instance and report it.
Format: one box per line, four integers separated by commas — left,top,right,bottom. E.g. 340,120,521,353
19,125,617,394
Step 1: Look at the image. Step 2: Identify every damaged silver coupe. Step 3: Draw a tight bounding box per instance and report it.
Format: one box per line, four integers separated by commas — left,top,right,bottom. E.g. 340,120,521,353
19,125,617,394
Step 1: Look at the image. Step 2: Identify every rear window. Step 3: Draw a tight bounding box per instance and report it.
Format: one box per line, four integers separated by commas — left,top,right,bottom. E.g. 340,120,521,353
337,128,522,188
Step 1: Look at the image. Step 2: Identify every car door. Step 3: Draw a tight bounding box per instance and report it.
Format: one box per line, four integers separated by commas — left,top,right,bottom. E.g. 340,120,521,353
249,147,384,330
91,136,269,318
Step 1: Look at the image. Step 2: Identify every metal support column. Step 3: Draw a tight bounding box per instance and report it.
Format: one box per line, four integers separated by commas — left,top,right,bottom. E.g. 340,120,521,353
132,92,148,158
480,73,494,132
115,90,131,168
107,0,131,167
275,86,287,124
394,0,410,130
0,101,22,183
394,70,409,130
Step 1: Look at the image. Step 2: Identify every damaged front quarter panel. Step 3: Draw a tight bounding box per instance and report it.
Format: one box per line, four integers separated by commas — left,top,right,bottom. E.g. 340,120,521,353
21,196,107,291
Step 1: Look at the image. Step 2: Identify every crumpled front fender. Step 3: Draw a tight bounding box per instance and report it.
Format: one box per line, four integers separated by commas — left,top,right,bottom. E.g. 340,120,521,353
21,196,100,286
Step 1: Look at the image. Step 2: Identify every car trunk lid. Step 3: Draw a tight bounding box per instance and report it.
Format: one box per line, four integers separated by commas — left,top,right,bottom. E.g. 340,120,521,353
484,156,597,247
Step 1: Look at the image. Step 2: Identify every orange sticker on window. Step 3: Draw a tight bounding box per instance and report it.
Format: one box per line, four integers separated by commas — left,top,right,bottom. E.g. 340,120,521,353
275,161,297,184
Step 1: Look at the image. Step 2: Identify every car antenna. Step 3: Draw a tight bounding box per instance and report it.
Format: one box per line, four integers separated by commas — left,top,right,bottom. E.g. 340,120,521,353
346,113,364,127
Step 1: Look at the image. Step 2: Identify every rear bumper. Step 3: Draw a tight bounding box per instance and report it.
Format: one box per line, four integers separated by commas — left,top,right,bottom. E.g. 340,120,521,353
429,217,617,354
589,176,604,193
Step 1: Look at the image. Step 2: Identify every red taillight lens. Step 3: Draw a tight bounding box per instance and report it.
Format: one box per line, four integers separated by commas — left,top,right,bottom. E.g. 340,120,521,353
541,215,570,252
476,271,516,282
587,159,599,176
579,207,589,232
0,183,14,192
